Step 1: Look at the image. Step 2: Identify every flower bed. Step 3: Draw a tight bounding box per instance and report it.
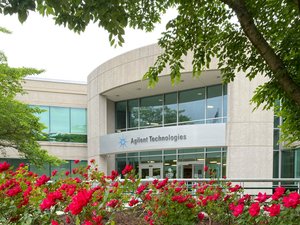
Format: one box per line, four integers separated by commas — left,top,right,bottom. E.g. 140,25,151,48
0,161,299,225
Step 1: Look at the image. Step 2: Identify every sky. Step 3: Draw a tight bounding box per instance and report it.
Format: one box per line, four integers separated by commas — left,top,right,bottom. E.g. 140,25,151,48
0,10,176,82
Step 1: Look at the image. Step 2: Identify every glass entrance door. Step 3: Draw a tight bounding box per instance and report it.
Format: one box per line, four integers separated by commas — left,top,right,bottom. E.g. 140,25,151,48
178,162,204,178
139,163,163,179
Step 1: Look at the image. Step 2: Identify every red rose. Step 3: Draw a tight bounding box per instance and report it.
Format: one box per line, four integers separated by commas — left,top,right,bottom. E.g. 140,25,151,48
68,189,92,215
106,199,119,208
51,170,57,176
203,165,209,172
232,204,244,217
0,162,10,173
272,186,285,200
51,220,59,225
198,212,205,221
249,202,260,217
136,183,147,194
129,198,139,206
35,174,50,187
74,160,80,164
255,192,270,203
122,164,133,175
264,204,281,216
282,192,300,208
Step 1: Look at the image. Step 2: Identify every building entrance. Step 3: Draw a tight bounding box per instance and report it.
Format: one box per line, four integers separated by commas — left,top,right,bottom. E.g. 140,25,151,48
139,163,163,179
178,162,205,178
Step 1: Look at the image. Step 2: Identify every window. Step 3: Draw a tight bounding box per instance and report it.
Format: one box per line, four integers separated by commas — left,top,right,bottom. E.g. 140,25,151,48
164,93,177,125
115,84,227,132
128,99,139,129
115,101,127,131
140,95,163,127
71,108,87,134
206,85,223,123
179,88,205,124
36,106,50,133
50,107,70,133
34,106,87,143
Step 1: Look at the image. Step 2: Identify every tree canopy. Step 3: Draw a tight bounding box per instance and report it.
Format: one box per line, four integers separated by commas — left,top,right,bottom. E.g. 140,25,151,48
0,27,62,166
1,0,299,146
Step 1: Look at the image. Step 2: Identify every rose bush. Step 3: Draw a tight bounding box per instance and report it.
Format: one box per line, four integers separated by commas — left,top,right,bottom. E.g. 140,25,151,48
0,162,299,225
0,160,139,225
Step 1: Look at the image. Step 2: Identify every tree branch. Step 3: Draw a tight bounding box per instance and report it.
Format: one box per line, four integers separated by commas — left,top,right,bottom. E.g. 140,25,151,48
222,0,300,105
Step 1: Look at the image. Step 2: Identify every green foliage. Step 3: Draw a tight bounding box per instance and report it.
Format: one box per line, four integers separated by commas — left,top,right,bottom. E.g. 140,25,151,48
0,29,62,166
1,0,300,145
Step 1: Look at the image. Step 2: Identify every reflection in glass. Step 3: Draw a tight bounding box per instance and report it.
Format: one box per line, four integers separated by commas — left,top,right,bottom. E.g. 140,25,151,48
140,95,163,127
179,88,205,124
34,105,87,143
281,150,295,178
164,155,177,178
115,101,127,131
205,152,222,178
207,85,222,123
141,169,149,178
274,129,280,150
194,164,204,178
178,153,204,162
223,85,227,122
222,152,227,178
153,168,161,178
140,156,162,163
71,108,87,133
164,93,177,125
128,99,139,129
273,151,279,178
36,106,50,133
50,107,70,133
115,85,228,131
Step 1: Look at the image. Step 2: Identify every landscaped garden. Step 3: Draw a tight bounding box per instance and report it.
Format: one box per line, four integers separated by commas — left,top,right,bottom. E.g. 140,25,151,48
0,160,299,225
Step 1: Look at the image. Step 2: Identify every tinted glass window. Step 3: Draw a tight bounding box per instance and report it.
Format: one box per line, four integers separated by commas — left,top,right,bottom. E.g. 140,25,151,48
115,101,127,131
36,106,50,133
140,95,163,127
71,108,87,134
206,85,222,122
179,88,205,124
164,93,177,125
50,107,70,133
128,99,139,129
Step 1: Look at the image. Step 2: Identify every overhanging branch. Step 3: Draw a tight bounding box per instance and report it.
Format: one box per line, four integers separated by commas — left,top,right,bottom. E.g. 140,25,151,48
222,0,300,105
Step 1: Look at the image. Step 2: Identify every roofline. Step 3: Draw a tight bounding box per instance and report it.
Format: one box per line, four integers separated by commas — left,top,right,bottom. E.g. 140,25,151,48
25,76,87,85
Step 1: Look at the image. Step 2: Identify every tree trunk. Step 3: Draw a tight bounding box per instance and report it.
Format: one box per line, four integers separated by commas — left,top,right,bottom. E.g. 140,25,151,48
222,0,300,106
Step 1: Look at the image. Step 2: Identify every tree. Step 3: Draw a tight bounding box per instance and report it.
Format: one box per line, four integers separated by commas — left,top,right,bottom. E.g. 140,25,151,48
1,0,299,146
0,27,62,166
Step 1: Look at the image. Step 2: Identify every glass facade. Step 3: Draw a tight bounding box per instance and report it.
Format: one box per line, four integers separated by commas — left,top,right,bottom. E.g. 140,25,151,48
115,84,227,132
34,106,87,143
0,158,87,177
115,147,226,179
273,114,300,179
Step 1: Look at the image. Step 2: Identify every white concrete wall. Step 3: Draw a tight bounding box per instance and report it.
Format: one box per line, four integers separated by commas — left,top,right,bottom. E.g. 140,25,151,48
226,72,273,179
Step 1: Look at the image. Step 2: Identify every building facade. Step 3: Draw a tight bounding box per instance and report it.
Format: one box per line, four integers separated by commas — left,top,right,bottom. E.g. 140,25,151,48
1,78,88,175
88,43,275,181
2,43,299,180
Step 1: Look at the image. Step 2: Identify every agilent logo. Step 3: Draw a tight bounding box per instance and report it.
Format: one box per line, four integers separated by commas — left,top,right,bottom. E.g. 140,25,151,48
119,136,127,148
